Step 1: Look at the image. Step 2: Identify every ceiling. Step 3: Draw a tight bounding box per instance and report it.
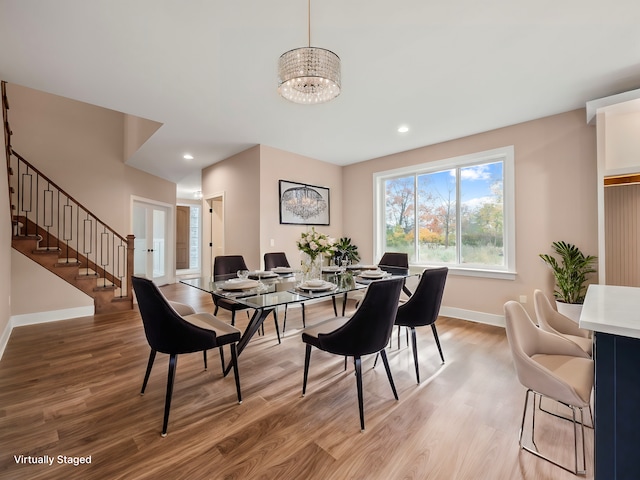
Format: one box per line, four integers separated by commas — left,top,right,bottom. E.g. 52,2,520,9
2,0,640,198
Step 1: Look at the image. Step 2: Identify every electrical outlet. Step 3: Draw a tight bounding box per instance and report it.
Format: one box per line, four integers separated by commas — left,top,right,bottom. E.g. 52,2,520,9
270,239,275,247
519,295,527,304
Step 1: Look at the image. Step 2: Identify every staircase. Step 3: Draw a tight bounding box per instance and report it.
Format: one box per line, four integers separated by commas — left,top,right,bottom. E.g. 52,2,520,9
3,81,134,314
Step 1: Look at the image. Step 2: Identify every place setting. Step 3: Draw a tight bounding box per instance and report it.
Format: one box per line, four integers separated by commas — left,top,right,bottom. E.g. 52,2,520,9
293,278,338,296
218,278,261,292
270,266,295,275
356,268,391,283
248,270,279,280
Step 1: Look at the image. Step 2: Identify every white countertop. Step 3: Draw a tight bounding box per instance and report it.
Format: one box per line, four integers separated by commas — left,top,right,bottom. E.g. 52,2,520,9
580,284,640,339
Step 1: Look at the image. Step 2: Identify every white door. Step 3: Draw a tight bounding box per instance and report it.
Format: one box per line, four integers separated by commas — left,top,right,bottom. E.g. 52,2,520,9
133,200,170,285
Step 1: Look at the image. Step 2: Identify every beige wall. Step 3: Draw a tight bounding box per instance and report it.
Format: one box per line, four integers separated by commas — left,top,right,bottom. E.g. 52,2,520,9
201,146,262,270
7,83,176,315
343,109,598,317
0,143,11,338
258,145,343,270
604,110,640,173
201,145,344,272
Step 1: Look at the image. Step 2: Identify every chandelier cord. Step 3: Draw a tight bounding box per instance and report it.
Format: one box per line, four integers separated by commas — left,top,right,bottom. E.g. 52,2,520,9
307,0,311,47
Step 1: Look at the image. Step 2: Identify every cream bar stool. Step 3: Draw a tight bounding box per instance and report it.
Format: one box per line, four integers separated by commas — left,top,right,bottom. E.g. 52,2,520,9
533,289,592,356
504,301,594,475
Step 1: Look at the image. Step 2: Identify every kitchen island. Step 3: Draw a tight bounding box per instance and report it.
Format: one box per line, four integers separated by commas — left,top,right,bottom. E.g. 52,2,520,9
580,284,640,479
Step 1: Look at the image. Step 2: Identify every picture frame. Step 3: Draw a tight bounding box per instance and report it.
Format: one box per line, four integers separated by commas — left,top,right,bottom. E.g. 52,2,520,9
279,180,330,225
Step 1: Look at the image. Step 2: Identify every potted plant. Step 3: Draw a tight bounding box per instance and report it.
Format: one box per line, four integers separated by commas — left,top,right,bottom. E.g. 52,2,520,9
333,237,360,265
539,241,597,321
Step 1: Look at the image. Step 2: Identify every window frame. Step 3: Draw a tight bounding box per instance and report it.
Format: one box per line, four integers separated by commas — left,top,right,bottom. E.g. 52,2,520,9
373,146,516,280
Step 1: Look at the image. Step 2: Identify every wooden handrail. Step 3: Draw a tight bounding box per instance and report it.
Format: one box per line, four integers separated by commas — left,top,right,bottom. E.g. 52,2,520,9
10,149,128,244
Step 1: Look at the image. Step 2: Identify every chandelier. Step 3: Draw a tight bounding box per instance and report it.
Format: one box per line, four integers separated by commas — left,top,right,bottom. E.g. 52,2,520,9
281,186,327,219
277,0,341,104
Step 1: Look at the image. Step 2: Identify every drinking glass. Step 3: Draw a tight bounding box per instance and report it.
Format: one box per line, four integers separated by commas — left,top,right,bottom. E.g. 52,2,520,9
237,269,249,280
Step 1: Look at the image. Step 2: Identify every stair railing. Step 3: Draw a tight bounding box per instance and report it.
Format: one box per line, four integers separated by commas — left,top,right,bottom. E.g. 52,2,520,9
3,81,133,299
8,150,133,298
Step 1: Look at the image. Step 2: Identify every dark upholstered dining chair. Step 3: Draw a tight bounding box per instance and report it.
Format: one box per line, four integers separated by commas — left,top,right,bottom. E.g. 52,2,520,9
378,252,410,274
213,255,251,326
353,252,411,310
263,252,290,271
394,267,448,383
301,277,404,431
264,252,306,332
132,276,242,436
214,254,280,341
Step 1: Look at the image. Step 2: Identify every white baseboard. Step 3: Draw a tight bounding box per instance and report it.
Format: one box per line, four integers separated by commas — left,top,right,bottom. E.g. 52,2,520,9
440,306,505,328
0,306,94,362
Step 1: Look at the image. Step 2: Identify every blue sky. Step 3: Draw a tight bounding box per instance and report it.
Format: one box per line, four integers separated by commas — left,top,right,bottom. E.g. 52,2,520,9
417,161,503,209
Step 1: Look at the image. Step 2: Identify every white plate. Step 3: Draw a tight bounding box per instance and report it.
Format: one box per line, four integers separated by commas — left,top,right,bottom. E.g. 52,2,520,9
322,266,341,272
360,270,387,278
298,281,336,292
221,279,259,291
271,267,294,273
347,264,377,270
249,271,278,279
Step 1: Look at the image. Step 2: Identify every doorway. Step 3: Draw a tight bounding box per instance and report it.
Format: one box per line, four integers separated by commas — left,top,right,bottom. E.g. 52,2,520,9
132,198,172,285
207,194,225,276
176,203,201,275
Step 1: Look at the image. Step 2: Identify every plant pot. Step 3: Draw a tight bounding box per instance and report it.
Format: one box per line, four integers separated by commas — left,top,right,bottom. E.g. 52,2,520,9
555,301,583,324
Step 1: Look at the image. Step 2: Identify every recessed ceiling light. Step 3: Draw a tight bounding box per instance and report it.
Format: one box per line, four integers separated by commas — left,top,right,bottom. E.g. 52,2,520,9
183,153,194,160
397,125,409,133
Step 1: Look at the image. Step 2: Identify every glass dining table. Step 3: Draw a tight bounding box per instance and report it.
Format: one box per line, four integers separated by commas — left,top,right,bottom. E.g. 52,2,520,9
180,266,406,376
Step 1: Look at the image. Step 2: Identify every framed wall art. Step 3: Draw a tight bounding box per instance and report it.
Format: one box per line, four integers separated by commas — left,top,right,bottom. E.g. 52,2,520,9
279,180,330,225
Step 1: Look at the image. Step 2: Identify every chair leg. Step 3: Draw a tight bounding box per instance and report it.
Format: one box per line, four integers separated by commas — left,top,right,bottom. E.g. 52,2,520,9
230,343,242,404
203,350,208,370
519,389,587,475
141,349,156,394
218,346,225,372
301,304,306,328
332,296,338,316
214,305,219,316
410,327,420,384
162,354,178,437
354,356,365,431
302,344,312,396
231,311,236,327
431,323,445,363
379,349,399,400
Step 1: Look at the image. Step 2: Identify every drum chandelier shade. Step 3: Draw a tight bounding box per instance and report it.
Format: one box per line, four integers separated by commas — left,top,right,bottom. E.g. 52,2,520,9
277,1,341,104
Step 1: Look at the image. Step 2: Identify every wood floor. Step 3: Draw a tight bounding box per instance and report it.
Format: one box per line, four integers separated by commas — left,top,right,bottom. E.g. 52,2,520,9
0,283,593,480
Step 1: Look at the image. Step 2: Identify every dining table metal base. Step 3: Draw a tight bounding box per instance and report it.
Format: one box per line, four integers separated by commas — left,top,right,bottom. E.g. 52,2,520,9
223,306,280,376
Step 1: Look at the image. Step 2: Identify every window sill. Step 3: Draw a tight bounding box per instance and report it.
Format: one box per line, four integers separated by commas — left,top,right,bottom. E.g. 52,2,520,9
410,265,516,281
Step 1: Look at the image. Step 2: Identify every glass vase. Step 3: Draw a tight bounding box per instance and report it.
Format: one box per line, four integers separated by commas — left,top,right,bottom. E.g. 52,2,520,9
301,252,323,281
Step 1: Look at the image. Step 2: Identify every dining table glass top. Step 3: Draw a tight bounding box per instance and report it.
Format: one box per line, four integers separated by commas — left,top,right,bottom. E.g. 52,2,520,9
179,266,404,310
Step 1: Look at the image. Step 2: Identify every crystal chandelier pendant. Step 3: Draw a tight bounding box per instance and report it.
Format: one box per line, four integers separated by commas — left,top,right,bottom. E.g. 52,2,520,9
278,47,341,104
277,0,341,104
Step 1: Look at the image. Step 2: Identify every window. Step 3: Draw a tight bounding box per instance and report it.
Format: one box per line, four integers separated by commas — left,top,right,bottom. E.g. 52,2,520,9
375,146,515,279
